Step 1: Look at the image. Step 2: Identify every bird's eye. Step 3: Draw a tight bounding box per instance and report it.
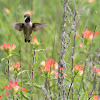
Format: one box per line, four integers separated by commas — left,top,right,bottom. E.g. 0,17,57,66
24,15,27,18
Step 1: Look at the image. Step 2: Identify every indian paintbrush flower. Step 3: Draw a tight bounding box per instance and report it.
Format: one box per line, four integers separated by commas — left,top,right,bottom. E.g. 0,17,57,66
74,63,84,75
4,92,9,97
25,10,33,16
79,43,83,48
4,8,10,14
40,58,56,72
75,63,84,71
82,29,99,39
88,0,96,3
76,34,80,37
4,81,29,92
31,35,40,46
93,95,100,100
9,67,14,72
92,92,100,100
20,88,29,91
93,66,100,76
0,43,16,55
13,62,25,71
4,81,19,91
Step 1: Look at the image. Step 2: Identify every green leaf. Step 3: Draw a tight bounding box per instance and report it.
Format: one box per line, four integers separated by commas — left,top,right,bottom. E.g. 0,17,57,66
49,78,58,81
33,85,41,89
73,52,79,59
18,70,29,76
18,80,29,85
26,82,32,86
21,92,29,100
35,49,44,52
32,43,44,50
84,91,89,99
32,61,41,69
89,94,96,99
9,53,20,57
1,57,7,62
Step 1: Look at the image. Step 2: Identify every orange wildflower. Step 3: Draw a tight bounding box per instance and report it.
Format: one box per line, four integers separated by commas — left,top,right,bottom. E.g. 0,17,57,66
13,62,20,69
40,61,45,66
31,35,40,46
13,62,25,71
25,10,33,16
9,67,14,72
93,95,100,100
79,43,83,48
92,92,100,100
4,92,9,97
4,81,19,91
76,34,80,37
82,29,99,39
20,88,29,91
4,8,10,14
93,66,100,76
40,59,56,72
0,43,16,54
88,0,96,3
75,63,84,71
4,81,29,92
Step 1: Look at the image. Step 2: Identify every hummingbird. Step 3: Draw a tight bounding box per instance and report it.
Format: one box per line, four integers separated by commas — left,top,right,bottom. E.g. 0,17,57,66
13,14,46,42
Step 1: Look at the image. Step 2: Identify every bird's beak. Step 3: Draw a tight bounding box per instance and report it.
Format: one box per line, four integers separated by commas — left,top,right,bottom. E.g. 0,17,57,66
24,17,27,20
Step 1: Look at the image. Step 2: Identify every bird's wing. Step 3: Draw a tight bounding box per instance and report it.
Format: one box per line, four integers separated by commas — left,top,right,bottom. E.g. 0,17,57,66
12,23,24,31
32,23,46,31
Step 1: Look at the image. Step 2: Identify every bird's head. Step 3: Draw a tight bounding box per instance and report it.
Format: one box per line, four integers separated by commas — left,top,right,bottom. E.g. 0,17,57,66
24,14,30,23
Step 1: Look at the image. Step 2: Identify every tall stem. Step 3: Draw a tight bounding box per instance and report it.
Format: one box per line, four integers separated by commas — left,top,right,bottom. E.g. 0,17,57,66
31,0,34,18
8,60,9,81
19,41,22,100
45,76,48,100
31,50,35,100
32,50,35,79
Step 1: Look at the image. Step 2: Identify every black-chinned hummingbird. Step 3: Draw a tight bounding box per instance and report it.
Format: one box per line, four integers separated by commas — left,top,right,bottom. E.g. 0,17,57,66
13,14,46,42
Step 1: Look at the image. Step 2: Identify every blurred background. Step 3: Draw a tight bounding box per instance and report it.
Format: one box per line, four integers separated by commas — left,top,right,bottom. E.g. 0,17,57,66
0,0,100,99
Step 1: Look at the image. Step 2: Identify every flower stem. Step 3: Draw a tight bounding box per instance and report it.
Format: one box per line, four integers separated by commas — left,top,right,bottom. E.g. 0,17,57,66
8,60,9,81
32,50,35,79
45,76,48,100
31,50,35,100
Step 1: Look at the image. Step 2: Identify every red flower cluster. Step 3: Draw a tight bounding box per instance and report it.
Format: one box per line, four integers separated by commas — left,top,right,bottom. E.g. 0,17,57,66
31,35,40,46
82,29,99,39
93,66,100,76
4,81,29,92
75,63,84,71
4,8,10,14
92,92,100,100
76,34,80,37
13,62,20,69
74,63,84,75
88,0,96,3
9,62,25,72
5,81,19,91
4,92,9,97
0,43,16,54
40,59,56,72
25,10,33,16
93,95,100,100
